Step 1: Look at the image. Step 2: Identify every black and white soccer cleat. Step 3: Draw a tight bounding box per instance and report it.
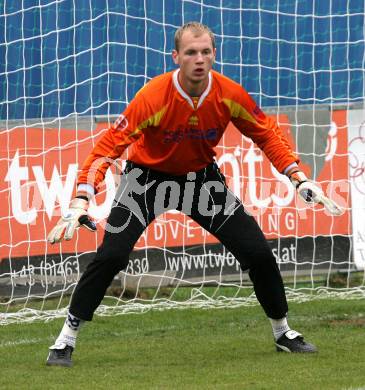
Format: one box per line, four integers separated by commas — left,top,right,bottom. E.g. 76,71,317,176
46,343,74,367
275,330,317,353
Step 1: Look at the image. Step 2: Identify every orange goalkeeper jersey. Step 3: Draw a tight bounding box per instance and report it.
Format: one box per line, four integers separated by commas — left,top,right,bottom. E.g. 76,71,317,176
78,69,298,191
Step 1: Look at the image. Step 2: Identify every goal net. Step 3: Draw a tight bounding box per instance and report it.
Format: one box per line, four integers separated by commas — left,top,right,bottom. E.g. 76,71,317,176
1,1,364,324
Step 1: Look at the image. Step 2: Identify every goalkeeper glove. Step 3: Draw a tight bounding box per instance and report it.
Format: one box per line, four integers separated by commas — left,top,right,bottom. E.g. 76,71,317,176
47,198,96,244
288,170,343,216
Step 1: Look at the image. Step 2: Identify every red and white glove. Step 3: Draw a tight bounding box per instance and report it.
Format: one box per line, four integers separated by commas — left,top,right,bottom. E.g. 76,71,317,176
47,198,96,244
288,170,343,216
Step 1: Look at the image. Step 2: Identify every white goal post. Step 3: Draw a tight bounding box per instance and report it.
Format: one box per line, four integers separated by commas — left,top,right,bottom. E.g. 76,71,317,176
1,1,365,324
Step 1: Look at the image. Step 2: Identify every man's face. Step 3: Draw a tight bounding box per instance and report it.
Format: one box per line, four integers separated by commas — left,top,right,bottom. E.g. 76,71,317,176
172,31,216,86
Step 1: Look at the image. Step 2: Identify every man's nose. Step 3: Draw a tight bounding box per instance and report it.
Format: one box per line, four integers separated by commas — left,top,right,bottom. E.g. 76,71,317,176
196,52,204,63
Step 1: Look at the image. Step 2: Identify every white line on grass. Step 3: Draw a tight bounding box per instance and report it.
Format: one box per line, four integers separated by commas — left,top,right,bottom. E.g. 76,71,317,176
0,337,47,348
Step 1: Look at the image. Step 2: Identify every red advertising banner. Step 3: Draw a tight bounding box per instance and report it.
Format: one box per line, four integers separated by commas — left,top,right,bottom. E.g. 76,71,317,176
0,111,350,261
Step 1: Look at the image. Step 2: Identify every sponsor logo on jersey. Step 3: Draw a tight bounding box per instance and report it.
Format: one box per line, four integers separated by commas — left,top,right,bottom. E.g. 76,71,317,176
163,127,219,143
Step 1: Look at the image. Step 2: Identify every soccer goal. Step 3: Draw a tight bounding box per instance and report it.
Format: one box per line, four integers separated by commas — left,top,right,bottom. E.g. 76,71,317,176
1,1,364,325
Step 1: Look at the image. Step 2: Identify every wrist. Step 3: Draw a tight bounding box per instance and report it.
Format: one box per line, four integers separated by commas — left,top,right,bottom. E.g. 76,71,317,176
75,190,92,201
77,183,95,199
283,162,299,176
288,170,308,188
75,194,90,201
69,197,89,210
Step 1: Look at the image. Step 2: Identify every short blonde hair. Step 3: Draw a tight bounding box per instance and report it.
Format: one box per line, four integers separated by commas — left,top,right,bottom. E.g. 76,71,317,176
174,22,216,52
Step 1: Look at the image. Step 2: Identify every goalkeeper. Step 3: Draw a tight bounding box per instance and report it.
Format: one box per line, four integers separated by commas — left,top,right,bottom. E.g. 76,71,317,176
46,22,342,367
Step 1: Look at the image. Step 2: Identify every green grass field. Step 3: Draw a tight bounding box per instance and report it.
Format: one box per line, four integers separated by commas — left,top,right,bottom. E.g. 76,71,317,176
1,299,365,390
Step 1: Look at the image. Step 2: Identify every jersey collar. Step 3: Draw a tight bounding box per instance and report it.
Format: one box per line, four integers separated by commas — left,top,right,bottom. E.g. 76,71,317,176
173,69,212,109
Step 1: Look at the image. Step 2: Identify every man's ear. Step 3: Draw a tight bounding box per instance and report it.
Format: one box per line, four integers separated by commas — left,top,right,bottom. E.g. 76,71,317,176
172,49,179,65
212,47,217,64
